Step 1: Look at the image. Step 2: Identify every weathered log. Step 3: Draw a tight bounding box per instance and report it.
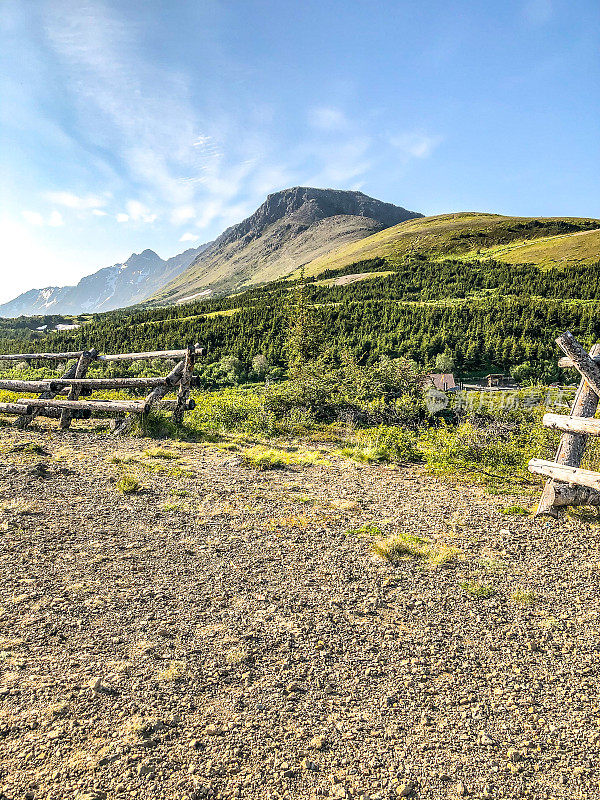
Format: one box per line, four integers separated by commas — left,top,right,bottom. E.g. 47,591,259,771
173,341,195,424
97,347,204,362
0,402,33,415
0,351,84,361
555,332,600,399
60,349,97,429
559,355,600,368
15,357,83,429
536,341,600,517
17,398,150,414
0,380,54,392
550,483,600,507
542,413,600,436
529,459,600,491
49,376,180,390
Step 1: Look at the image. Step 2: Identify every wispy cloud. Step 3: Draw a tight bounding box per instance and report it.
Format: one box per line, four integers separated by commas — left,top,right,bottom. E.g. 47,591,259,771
389,132,443,160
22,210,45,226
46,191,108,210
308,106,348,132
39,1,291,237
179,232,199,243
42,0,219,206
171,205,196,225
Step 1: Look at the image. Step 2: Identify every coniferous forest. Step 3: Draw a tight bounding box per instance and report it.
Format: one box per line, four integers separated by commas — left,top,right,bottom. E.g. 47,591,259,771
2,255,600,384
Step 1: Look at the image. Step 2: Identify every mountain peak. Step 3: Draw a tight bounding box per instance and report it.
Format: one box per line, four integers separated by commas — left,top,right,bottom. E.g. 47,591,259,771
153,187,423,303
217,186,422,250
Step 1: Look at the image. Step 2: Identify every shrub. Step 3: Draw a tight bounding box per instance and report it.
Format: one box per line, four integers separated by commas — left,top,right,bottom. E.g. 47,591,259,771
460,581,495,598
116,474,141,494
502,505,529,516
342,425,421,463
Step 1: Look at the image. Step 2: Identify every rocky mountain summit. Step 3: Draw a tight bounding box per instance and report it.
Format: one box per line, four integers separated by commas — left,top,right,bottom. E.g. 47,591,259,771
151,187,422,304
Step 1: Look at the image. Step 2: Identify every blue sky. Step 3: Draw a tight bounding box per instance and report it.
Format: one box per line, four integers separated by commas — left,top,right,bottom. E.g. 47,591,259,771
0,0,598,302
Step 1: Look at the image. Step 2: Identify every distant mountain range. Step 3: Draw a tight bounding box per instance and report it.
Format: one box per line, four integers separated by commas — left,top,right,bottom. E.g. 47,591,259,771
0,187,422,317
0,244,210,318
151,187,422,304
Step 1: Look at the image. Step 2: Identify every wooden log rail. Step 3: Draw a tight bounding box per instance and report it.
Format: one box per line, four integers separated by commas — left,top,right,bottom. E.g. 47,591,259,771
0,402,33,415
542,413,600,436
0,347,204,362
47,375,201,390
97,347,204,362
17,398,151,415
0,351,85,361
0,343,203,430
0,402,90,419
0,380,55,392
531,333,600,516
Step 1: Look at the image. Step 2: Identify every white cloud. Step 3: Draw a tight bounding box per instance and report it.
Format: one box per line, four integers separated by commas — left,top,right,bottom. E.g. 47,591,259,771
126,200,157,223
48,210,64,227
46,191,107,210
389,132,443,159
116,213,129,223
308,107,348,132
92,209,108,216
22,210,45,226
179,232,199,242
171,205,195,225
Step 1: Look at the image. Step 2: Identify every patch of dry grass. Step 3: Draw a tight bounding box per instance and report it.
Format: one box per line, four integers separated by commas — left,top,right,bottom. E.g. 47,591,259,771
372,531,460,567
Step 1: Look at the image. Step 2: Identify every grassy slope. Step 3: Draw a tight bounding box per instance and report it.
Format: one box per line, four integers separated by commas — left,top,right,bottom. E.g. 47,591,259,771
301,213,600,276
151,215,385,303
469,227,600,268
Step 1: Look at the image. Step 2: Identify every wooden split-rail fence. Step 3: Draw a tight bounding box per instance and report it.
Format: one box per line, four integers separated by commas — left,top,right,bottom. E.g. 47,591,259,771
529,331,600,517
0,343,203,434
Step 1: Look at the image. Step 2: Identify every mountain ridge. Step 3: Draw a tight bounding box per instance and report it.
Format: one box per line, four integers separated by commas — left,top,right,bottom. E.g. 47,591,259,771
0,244,210,318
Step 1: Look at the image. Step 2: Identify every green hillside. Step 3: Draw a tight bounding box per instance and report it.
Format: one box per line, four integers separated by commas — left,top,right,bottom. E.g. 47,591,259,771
3,211,600,386
302,213,600,276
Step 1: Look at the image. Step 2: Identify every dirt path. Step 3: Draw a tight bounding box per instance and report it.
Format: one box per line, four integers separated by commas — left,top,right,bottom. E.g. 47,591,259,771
0,428,598,800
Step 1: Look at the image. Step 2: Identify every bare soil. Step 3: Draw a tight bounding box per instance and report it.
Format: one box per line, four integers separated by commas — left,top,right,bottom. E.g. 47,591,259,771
0,427,598,800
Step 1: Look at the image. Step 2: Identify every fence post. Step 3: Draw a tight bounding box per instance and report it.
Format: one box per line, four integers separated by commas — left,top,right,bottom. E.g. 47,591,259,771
535,339,600,517
60,349,98,429
172,341,196,424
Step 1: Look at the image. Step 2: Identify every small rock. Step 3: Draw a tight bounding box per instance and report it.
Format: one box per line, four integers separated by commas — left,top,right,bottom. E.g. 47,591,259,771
396,783,414,797
204,724,222,736
88,676,105,693
309,735,327,751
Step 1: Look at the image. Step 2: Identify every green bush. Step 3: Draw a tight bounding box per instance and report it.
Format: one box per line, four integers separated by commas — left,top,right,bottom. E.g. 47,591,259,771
342,425,421,463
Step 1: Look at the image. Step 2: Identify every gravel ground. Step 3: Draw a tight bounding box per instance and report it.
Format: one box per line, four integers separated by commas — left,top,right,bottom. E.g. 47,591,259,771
0,426,598,800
